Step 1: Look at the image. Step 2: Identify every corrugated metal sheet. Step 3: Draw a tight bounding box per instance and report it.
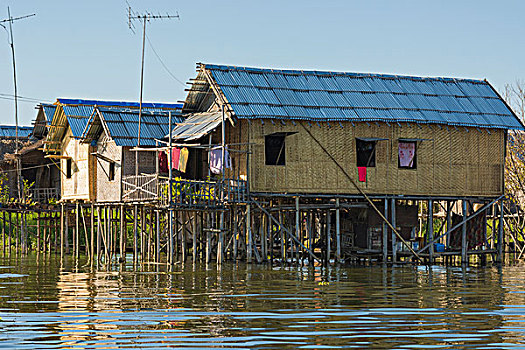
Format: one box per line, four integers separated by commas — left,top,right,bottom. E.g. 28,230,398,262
57,98,182,110
92,107,184,147
167,112,222,141
42,105,57,123
192,64,523,130
0,125,32,139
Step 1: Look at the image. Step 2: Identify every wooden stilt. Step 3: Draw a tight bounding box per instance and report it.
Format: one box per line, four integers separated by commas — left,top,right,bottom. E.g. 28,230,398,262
133,204,138,265
119,205,125,263
156,210,161,263
498,200,504,264
335,198,341,263
247,204,252,263
461,200,467,264
326,208,331,265
37,212,41,253
192,211,197,263
97,206,101,267
391,198,396,262
90,204,95,266
382,198,388,262
429,199,434,264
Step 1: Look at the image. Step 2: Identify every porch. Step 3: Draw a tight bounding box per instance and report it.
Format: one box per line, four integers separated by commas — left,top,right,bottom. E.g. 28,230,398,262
121,174,248,207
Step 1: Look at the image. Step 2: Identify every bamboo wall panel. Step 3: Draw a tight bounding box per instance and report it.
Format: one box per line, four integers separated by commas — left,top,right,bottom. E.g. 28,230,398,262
247,120,505,197
96,131,122,203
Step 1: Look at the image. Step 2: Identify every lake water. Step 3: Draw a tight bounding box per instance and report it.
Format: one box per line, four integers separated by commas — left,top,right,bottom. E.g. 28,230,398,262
0,254,524,349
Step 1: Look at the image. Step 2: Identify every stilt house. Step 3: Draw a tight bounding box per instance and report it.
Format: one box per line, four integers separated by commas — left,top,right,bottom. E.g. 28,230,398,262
43,99,181,203
172,63,523,254
81,106,183,203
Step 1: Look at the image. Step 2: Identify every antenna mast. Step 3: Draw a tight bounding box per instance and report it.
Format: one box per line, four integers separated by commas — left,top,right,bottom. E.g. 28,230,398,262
127,4,179,176
0,8,36,200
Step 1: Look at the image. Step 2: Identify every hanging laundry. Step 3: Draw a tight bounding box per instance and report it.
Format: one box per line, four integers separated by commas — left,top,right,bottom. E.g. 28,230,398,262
171,148,181,170
158,151,168,173
178,147,189,173
209,146,231,174
398,142,416,168
358,166,367,182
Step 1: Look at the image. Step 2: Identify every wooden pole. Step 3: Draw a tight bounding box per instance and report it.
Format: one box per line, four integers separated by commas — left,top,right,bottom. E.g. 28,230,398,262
428,199,434,264
326,208,331,265
382,198,388,262
90,204,95,267
2,210,5,255
498,200,504,264
156,209,160,263
97,206,101,267
36,212,41,253
247,204,252,263
335,198,341,263
295,197,300,263
133,204,138,265
60,204,64,258
192,211,197,263
120,205,125,263
391,198,397,262
461,200,467,264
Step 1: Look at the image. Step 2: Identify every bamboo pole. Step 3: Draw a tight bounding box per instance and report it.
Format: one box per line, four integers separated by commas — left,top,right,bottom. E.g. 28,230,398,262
391,198,397,262
247,204,252,263
429,199,434,264
336,198,341,262
91,204,95,267
461,200,467,264
133,204,138,265
498,200,504,263
192,211,197,263
97,206,101,267
120,205,125,263
326,208,331,265
37,212,41,253
382,199,388,262
156,209,160,263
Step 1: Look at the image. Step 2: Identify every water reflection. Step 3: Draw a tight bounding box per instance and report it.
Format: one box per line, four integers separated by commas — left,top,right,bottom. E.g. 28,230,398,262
0,254,522,348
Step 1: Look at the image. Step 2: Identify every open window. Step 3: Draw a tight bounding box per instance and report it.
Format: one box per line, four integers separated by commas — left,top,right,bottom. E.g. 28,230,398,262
265,133,287,166
356,139,377,167
109,162,115,181
398,141,417,169
66,158,72,179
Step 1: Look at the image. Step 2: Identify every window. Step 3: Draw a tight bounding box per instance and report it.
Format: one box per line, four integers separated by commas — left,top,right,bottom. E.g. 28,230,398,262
398,141,417,169
265,134,286,166
356,139,376,167
66,158,72,179
109,162,115,181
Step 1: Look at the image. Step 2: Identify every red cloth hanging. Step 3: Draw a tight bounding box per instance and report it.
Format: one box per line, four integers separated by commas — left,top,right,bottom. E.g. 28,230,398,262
159,151,168,173
358,167,367,182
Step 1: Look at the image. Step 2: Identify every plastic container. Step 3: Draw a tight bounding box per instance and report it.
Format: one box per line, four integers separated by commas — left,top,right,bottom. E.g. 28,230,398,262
434,243,445,252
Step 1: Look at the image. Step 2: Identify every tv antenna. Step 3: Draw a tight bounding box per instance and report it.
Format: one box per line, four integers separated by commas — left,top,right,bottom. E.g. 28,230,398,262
127,3,179,176
0,7,36,200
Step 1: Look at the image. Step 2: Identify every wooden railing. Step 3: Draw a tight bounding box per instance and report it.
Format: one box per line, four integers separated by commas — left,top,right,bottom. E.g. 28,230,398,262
122,174,159,202
159,178,248,208
121,174,248,207
29,188,60,203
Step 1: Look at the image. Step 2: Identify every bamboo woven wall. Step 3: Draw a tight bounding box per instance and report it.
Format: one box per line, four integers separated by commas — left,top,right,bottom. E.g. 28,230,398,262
60,128,97,202
246,120,505,197
96,130,122,203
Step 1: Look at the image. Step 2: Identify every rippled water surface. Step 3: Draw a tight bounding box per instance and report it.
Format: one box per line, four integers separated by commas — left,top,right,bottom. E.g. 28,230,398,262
0,254,524,349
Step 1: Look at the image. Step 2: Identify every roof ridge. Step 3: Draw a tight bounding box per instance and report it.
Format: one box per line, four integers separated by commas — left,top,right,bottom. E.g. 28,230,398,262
202,63,487,84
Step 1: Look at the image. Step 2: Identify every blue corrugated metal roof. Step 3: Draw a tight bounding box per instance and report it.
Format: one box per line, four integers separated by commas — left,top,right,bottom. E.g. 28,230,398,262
42,104,57,123
96,107,184,146
58,98,182,110
200,64,523,130
0,125,32,139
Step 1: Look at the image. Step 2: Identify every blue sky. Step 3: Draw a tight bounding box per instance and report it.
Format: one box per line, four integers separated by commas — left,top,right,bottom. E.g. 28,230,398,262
0,0,524,126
